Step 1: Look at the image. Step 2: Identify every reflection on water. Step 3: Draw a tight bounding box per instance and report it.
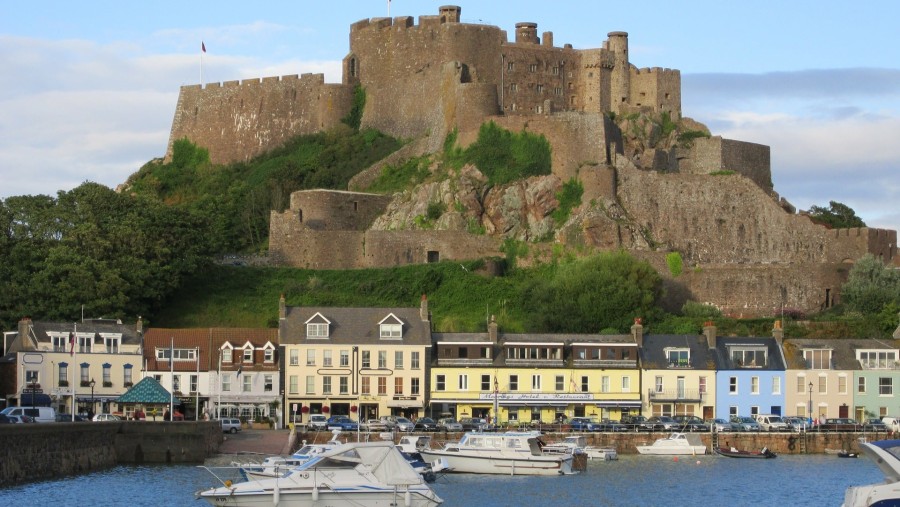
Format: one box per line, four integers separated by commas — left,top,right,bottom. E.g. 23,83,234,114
0,454,883,506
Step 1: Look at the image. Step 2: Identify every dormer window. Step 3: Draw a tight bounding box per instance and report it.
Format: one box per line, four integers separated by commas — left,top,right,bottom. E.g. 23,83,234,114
804,349,832,370
243,347,254,364
221,343,234,363
379,314,403,340
858,350,898,369
665,348,690,368
730,347,767,368
264,348,274,363
305,313,331,338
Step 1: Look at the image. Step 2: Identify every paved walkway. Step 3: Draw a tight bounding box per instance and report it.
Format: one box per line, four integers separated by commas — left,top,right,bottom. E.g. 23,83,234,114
218,429,294,456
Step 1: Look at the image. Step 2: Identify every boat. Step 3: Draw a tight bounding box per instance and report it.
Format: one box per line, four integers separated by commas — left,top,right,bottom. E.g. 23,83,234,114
197,440,443,507
419,431,576,476
236,439,341,481
636,432,707,455
826,448,859,458
714,445,777,459
842,439,900,507
541,435,617,461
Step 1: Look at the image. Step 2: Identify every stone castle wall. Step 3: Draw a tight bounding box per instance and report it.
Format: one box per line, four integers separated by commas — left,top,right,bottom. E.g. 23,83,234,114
680,137,772,191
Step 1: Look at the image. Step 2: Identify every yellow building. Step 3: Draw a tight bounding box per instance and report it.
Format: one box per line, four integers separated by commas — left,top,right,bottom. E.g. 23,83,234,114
279,296,433,424
429,317,641,426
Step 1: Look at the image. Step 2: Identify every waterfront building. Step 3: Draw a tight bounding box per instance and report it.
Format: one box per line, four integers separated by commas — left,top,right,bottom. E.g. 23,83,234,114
1,317,142,417
711,322,787,419
278,295,432,425
636,320,716,419
143,327,280,423
430,316,641,425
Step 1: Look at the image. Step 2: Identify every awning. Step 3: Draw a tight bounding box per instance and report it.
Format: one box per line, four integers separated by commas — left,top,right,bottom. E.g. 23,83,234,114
386,400,424,408
500,401,567,407
595,401,642,408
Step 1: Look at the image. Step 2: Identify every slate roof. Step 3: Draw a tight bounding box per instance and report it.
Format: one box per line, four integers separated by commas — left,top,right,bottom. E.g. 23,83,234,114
143,327,278,372
639,334,718,370
782,338,900,370
116,376,173,404
280,306,431,346
712,336,787,371
8,318,141,353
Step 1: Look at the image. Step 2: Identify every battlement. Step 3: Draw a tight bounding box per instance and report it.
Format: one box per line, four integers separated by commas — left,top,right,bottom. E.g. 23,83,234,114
196,73,324,91
634,67,679,75
349,5,462,36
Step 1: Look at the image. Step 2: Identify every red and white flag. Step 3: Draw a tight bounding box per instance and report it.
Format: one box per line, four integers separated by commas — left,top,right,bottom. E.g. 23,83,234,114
201,41,206,53
69,332,75,356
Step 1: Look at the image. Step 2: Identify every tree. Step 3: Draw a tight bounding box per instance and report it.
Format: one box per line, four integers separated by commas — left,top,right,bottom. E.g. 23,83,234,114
841,254,900,314
807,201,865,229
521,251,663,332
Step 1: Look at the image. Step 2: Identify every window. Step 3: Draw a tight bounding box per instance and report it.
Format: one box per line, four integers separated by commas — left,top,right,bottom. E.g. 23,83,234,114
378,377,387,395
222,376,231,392
858,377,866,394
340,350,349,367
804,349,831,369
362,350,371,368
731,348,767,367
459,375,468,391
509,375,518,391
243,348,253,364
818,376,827,394
751,376,759,394
536,84,544,93
264,374,273,392
436,375,446,391
123,365,132,386
552,66,559,75
839,376,847,394
264,348,274,363
173,375,181,392
380,323,402,339
52,335,67,352
78,336,92,354
323,350,332,367
581,376,589,392
25,370,39,384
772,376,781,395
378,351,387,369
289,375,298,394
529,63,538,72
222,348,233,363
104,336,120,354
411,378,420,396
880,377,893,395
394,351,404,369
361,377,370,395
510,83,518,92
507,61,514,71
307,323,328,338
859,350,898,369
190,374,198,393
531,375,541,391
699,376,707,394
554,87,562,96
323,376,332,395
306,349,315,366
394,377,404,395
622,376,631,392
555,375,565,391
340,377,348,395
102,364,111,384
654,376,663,393
290,349,299,366
729,377,738,393
411,351,420,369
242,376,251,393
157,348,197,361
666,348,690,367
481,375,491,391
601,376,610,393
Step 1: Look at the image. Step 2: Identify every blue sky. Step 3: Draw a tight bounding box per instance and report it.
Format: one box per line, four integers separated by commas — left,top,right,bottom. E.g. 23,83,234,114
2,1,898,233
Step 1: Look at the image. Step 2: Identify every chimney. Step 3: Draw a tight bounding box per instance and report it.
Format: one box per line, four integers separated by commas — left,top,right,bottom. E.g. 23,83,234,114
772,319,784,345
16,317,36,352
420,294,429,322
630,317,643,347
279,294,286,320
703,321,717,349
489,315,498,342
136,316,143,336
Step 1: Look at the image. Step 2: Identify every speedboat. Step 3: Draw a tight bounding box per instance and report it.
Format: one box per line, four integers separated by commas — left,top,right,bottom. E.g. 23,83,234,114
584,446,618,461
842,439,900,507
714,445,776,459
541,435,617,461
236,439,340,481
636,432,707,455
197,441,443,507
419,431,575,476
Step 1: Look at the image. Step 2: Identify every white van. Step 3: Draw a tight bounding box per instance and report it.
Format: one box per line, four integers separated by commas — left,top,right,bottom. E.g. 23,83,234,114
1,406,57,423
755,414,788,431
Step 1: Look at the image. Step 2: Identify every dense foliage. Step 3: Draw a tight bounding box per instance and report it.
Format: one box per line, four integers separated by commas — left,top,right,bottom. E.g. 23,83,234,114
126,127,401,253
459,121,552,186
841,254,900,315
0,183,211,329
808,201,866,229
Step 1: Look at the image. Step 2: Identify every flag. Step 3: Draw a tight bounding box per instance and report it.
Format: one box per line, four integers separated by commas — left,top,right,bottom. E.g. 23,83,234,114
236,366,242,377
201,41,206,53
69,332,75,356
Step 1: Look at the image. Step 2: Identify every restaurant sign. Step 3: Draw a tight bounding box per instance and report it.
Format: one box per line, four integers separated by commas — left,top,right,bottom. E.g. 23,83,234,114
477,393,594,401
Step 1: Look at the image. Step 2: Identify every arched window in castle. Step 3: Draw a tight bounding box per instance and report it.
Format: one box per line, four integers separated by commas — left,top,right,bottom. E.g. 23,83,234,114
349,57,357,78
509,83,518,93
536,84,544,94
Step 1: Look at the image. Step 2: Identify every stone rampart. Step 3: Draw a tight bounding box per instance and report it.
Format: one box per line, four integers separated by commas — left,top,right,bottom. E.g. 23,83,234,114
680,137,772,191
0,421,221,486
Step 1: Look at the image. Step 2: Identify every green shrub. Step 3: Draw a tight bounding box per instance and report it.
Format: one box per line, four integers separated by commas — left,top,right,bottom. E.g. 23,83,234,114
666,252,683,277
681,301,722,319
341,85,366,130
464,121,551,186
367,156,431,193
551,178,584,225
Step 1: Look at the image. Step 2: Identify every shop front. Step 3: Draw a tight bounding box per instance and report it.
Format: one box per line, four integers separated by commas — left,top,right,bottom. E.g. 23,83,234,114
386,397,424,420
595,400,643,420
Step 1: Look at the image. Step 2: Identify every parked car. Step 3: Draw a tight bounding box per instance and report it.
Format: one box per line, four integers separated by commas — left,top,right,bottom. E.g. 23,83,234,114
783,416,810,432
460,417,493,432
754,414,789,432
308,414,328,430
378,416,399,430
92,413,122,422
437,417,463,432
393,416,416,432
0,414,13,424
600,419,630,432
705,418,731,432
673,415,709,432
363,419,388,432
56,413,89,422
414,417,438,431
862,418,888,432
326,415,359,431
219,418,242,433
730,416,761,432
1,406,56,423
621,415,660,432
647,416,678,430
6,414,34,423
817,418,859,432
569,417,604,432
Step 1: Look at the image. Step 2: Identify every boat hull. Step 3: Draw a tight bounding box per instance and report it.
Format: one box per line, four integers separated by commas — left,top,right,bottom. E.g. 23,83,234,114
419,449,573,476
199,486,442,507
636,445,707,455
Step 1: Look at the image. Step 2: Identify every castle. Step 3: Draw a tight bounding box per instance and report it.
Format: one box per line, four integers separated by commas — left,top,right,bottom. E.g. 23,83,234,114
166,6,897,317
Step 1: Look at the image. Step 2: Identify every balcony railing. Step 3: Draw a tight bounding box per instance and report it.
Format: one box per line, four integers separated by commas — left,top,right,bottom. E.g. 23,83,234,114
573,359,637,368
505,359,565,368
436,358,494,366
648,388,704,403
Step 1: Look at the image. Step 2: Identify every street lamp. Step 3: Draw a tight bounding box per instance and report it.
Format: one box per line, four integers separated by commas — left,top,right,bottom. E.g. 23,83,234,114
808,381,813,427
493,377,499,427
90,378,96,418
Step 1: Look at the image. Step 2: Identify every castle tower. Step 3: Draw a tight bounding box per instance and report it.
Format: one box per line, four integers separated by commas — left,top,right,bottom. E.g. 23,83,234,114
607,31,630,114
438,5,461,23
515,22,540,44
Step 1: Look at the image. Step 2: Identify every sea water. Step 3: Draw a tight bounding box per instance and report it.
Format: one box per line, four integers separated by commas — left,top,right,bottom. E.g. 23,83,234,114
0,454,882,506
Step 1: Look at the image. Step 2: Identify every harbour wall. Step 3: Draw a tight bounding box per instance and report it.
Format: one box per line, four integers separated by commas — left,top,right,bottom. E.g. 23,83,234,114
0,421,222,486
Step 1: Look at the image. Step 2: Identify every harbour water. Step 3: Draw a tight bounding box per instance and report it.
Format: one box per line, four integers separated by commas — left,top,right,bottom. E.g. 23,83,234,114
0,454,883,506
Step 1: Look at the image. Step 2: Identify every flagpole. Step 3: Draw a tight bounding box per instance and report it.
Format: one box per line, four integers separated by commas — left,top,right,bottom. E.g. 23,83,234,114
71,324,77,421
216,350,222,419
169,337,174,420
195,347,200,421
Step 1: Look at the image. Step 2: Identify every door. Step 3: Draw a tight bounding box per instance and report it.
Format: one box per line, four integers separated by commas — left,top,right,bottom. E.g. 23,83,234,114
839,405,849,418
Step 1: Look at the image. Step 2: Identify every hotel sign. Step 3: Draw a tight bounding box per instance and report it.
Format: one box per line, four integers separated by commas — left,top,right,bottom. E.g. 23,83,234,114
477,393,594,401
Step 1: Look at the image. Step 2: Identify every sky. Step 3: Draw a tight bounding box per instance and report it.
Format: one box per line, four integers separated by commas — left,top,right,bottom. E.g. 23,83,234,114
1,1,899,233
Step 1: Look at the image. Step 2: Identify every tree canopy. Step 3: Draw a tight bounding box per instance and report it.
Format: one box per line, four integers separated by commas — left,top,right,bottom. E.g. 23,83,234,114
842,254,900,315
808,201,866,229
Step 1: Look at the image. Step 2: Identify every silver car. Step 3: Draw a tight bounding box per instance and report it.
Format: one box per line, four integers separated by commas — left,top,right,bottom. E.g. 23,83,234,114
705,418,731,432
438,417,463,432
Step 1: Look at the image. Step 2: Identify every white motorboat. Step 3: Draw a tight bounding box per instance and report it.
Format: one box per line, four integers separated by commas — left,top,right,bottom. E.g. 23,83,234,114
542,435,617,461
236,439,340,481
842,439,900,507
636,432,707,455
584,445,618,461
198,441,443,507
419,431,575,476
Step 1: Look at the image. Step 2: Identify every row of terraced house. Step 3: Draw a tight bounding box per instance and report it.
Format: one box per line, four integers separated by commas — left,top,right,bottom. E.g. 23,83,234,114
3,295,900,427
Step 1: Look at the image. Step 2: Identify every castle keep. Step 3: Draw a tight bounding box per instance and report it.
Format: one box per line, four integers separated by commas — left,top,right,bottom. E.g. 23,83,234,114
166,6,897,317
